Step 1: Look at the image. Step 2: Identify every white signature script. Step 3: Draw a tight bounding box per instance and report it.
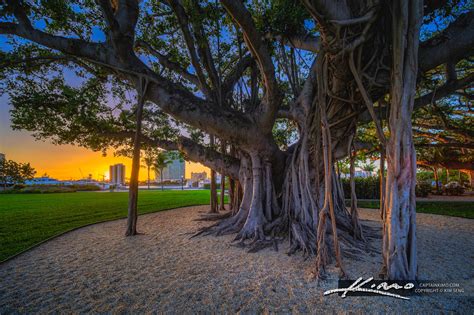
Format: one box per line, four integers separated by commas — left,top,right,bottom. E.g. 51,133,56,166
323,277,415,300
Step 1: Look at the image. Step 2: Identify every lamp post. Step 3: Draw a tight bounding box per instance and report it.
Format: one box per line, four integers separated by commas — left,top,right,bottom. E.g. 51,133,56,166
181,176,184,190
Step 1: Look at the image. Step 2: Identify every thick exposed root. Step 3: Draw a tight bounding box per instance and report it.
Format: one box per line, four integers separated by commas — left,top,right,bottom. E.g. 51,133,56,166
194,211,232,222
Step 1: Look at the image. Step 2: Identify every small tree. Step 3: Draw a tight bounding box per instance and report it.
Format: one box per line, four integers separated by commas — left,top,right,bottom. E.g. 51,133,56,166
142,147,159,189
360,161,376,175
154,152,172,191
0,159,36,189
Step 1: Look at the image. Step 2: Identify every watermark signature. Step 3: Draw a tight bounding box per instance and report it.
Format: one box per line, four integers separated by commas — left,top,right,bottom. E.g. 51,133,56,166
323,277,415,300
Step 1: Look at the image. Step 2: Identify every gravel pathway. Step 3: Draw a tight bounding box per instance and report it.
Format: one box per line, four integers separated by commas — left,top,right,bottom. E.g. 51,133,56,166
1,206,473,313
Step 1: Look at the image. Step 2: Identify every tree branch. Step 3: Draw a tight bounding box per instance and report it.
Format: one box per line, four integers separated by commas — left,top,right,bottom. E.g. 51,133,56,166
135,40,200,86
270,34,321,52
221,54,254,96
220,0,280,129
177,137,240,179
189,0,220,91
416,142,474,149
166,0,212,98
414,73,474,110
419,11,474,72
417,159,474,171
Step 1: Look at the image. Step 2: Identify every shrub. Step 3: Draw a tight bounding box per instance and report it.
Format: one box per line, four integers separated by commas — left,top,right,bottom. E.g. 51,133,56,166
341,176,380,199
415,181,431,197
12,184,26,190
70,184,101,191
0,184,100,194
444,182,465,196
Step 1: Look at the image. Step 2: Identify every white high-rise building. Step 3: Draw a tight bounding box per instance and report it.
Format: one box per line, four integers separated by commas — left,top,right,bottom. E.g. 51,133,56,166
157,154,185,181
109,164,125,185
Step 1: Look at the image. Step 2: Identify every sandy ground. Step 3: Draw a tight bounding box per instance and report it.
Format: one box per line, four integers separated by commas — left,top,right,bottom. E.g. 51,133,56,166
1,206,473,313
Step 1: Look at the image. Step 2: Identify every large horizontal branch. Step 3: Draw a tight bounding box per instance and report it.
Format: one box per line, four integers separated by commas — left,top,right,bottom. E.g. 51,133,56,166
301,0,351,21
177,137,240,179
0,54,70,69
414,73,474,110
143,73,258,148
413,122,474,141
271,34,321,53
359,73,474,124
417,159,474,171
0,10,266,151
416,142,474,149
0,22,114,64
419,11,474,72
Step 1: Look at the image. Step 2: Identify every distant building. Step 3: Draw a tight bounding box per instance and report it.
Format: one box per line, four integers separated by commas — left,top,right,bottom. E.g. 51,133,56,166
191,172,207,182
0,153,5,162
25,176,61,185
158,154,185,181
340,170,374,179
109,164,125,185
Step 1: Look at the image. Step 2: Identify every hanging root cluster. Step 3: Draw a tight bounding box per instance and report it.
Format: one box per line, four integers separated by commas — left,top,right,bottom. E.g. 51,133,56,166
192,4,390,277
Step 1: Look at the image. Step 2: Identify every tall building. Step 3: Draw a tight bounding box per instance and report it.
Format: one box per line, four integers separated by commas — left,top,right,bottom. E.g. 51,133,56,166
0,153,5,162
109,164,125,185
157,153,185,181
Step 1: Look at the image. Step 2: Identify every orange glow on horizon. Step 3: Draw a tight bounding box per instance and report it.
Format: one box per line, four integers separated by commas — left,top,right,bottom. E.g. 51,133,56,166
1,135,209,181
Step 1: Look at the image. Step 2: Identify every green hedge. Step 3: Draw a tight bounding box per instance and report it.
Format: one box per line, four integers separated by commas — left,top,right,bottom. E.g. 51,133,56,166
0,184,101,194
203,181,230,190
341,177,380,199
341,177,433,199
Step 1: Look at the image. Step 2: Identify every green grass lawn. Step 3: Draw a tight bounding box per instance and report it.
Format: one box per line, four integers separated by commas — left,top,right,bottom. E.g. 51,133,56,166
1,191,472,262
352,200,474,219
0,190,214,262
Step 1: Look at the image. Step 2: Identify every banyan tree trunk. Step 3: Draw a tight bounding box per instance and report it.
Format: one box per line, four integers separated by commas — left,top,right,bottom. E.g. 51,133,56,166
382,0,422,280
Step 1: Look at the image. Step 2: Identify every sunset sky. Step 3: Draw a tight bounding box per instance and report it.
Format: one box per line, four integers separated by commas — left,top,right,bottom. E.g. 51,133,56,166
0,94,209,181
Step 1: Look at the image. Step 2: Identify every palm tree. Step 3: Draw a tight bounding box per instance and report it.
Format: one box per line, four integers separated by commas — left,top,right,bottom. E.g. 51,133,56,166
361,161,376,175
141,148,159,189
153,152,172,191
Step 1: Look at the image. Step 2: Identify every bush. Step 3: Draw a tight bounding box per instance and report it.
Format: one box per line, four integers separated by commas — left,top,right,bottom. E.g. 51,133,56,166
341,176,380,199
444,182,465,196
0,184,101,194
12,184,26,190
70,184,101,191
202,182,229,190
415,181,431,197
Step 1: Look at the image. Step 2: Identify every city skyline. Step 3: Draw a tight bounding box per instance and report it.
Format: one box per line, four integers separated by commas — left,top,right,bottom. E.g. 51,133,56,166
0,95,209,181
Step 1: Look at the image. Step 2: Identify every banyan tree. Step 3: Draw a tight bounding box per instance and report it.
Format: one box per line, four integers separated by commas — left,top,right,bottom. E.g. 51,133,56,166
1,0,473,280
